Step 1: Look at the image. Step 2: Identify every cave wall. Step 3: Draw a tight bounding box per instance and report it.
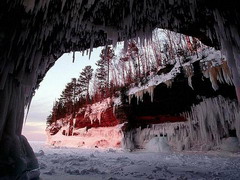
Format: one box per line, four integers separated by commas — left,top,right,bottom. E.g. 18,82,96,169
0,0,240,178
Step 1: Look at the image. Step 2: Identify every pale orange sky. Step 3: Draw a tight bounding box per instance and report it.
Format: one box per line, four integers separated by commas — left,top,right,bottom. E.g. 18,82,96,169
22,121,47,141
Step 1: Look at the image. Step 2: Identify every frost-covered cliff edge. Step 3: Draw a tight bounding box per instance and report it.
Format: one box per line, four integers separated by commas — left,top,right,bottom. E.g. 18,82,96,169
46,98,127,148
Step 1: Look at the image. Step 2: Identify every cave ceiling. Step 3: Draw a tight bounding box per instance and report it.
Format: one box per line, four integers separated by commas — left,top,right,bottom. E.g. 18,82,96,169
0,0,239,100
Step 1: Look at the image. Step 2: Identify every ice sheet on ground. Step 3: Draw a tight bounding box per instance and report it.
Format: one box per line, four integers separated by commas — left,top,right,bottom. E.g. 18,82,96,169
31,141,240,180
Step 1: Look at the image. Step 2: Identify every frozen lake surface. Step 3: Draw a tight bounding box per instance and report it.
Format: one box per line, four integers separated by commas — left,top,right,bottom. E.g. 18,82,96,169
31,141,240,180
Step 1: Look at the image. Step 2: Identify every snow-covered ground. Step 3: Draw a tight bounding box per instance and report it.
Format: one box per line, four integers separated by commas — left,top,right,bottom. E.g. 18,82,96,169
31,141,240,180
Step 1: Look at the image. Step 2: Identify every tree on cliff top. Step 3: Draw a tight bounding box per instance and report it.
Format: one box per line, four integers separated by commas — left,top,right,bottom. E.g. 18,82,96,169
60,78,78,115
96,46,115,98
78,65,93,102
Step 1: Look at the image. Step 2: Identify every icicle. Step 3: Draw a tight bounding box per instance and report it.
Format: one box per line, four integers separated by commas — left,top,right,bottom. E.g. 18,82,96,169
24,94,33,123
123,39,128,53
129,0,134,13
113,105,116,115
209,67,219,91
128,94,133,104
73,118,76,128
76,0,83,6
184,96,240,147
135,90,144,104
23,0,36,12
184,65,194,89
61,0,67,12
201,60,233,90
97,111,101,124
89,114,95,124
164,79,172,88
73,51,75,63
126,96,240,151
221,61,233,85
145,85,156,102
89,35,94,59
235,110,240,141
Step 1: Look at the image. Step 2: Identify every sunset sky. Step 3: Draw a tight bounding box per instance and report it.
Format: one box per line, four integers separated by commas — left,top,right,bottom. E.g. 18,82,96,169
22,48,103,141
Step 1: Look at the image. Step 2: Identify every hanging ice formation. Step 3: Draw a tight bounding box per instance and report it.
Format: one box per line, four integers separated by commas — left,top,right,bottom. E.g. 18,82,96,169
124,96,240,151
183,65,194,89
128,48,233,104
201,61,233,91
84,98,112,124
164,79,173,88
128,60,180,104
128,85,157,104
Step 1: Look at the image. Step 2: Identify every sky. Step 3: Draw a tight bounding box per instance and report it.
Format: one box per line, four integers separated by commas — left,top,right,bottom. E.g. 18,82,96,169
22,48,104,141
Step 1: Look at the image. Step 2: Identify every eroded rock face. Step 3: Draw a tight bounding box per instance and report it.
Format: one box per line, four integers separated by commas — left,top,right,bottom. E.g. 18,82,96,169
0,0,240,178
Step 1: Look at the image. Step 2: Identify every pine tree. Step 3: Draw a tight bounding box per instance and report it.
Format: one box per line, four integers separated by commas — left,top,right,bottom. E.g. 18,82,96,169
95,58,108,98
99,46,115,86
46,114,53,127
78,65,93,101
91,73,101,103
60,78,78,115
127,41,141,79
95,46,115,98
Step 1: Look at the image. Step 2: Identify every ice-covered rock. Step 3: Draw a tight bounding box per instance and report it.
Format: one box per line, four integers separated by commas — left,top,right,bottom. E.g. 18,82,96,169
35,150,45,157
47,125,123,149
145,136,171,153
220,137,240,153
124,96,240,152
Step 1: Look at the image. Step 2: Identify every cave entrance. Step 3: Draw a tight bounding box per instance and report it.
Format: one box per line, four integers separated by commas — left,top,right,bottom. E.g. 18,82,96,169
35,28,238,151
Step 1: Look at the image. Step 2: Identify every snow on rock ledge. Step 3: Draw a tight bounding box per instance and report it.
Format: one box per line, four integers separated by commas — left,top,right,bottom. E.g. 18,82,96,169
46,98,126,148
84,98,112,124
47,124,124,149
128,48,232,104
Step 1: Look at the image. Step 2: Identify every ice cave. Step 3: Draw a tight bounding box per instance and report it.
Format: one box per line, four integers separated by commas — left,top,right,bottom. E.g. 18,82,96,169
0,0,240,179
